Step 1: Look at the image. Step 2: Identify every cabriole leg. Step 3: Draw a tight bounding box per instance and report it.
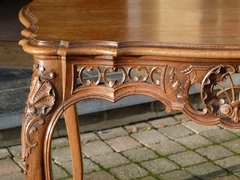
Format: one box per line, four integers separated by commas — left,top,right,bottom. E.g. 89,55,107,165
64,104,83,180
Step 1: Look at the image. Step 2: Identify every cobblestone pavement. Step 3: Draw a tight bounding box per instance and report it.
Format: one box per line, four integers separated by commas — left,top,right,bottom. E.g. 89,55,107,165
1,113,240,180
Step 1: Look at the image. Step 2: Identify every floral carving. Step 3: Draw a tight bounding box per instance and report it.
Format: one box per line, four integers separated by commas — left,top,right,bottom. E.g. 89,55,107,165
201,65,240,123
22,64,56,174
169,67,191,98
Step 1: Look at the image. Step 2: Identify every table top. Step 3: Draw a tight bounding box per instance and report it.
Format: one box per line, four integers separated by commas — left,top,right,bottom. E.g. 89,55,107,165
19,0,240,57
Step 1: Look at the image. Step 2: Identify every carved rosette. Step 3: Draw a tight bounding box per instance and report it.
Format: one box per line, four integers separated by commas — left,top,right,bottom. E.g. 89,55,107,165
201,65,240,124
22,64,56,174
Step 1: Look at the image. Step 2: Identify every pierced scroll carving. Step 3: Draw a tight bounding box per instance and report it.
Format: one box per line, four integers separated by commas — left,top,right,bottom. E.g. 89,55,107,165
103,67,126,88
76,66,166,91
22,64,56,174
201,65,240,124
165,64,240,127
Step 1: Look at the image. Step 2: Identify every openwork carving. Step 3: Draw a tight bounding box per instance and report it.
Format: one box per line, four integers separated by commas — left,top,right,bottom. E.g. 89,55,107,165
201,65,240,123
77,66,166,91
22,64,56,174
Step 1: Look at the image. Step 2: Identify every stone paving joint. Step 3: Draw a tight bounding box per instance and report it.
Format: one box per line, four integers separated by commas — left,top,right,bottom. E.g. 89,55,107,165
2,113,240,180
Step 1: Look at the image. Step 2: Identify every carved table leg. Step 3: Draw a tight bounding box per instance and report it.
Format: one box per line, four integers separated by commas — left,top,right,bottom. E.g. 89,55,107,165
21,59,62,179
21,74,56,179
64,104,83,180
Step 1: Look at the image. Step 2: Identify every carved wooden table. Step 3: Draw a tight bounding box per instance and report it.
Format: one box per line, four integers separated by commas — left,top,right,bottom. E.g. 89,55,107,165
19,0,240,179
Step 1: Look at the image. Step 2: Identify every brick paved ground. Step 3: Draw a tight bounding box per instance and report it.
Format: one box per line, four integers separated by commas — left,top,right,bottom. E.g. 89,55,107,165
1,113,240,180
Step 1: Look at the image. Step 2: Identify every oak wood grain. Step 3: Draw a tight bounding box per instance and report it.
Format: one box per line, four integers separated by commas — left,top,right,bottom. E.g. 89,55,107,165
19,0,240,55
19,1,240,180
